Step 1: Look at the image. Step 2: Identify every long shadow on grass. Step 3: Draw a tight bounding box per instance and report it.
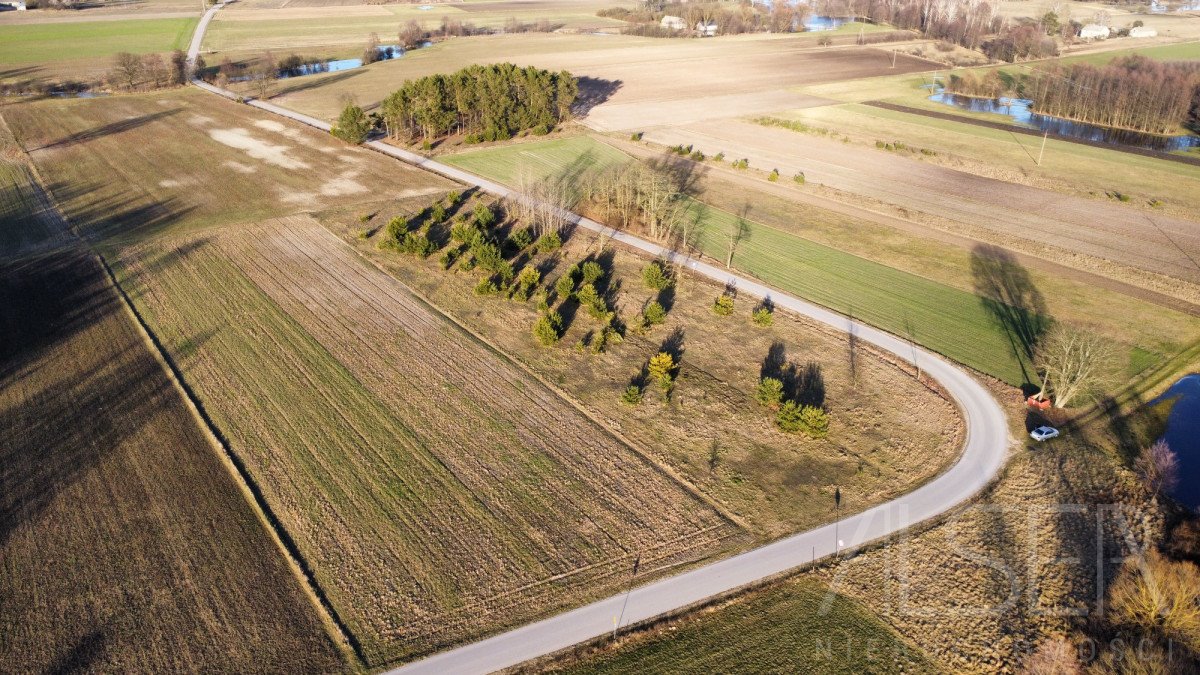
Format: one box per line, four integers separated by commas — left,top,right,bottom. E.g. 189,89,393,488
572,76,622,118
34,109,182,152
0,253,181,548
42,180,196,244
970,244,1050,390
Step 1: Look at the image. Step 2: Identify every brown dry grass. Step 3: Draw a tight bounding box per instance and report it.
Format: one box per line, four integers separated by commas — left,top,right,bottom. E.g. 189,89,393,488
321,196,963,540
110,215,743,665
0,248,345,673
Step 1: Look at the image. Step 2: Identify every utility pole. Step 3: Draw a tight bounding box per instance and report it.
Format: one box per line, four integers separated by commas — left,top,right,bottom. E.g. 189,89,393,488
891,49,898,68
1036,130,1048,166
614,556,640,640
834,487,842,557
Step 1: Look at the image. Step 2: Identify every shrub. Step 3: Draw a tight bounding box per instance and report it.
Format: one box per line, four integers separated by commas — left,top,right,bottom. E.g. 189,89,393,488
690,150,706,161
713,294,734,316
752,306,774,327
647,352,676,394
554,273,576,299
429,203,447,224
767,169,780,182
451,221,482,245
643,301,666,326
474,202,496,228
756,377,784,409
439,249,458,269
357,228,371,240
401,230,436,257
733,158,750,170
531,124,551,136
507,226,534,251
535,231,562,253
621,384,643,405
630,131,644,141
776,401,805,433
799,405,830,438
818,34,832,46
793,172,805,184
642,261,673,291
357,213,372,224
534,290,550,313
713,152,725,162
511,266,541,301
581,260,604,285
532,311,562,346
331,102,372,144
384,215,408,242
474,278,499,295
446,190,461,205
576,284,612,323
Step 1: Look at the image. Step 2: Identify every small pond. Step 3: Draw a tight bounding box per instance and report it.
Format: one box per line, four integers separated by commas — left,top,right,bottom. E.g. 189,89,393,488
279,45,403,79
929,91,1200,152
1150,0,1200,12
804,15,852,31
1155,374,1200,511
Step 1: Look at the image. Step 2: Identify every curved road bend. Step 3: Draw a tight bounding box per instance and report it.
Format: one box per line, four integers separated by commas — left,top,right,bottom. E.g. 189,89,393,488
187,15,1009,671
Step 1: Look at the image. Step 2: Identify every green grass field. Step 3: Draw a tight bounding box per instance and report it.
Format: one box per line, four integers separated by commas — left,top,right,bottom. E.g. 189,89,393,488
444,136,1041,384
442,134,630,185
559,577,935,673
0,17,197,65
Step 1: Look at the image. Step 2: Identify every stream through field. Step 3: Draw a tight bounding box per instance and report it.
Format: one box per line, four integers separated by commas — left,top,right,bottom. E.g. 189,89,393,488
929,91,1200,152
278,44,411,78
1154,375,1200,511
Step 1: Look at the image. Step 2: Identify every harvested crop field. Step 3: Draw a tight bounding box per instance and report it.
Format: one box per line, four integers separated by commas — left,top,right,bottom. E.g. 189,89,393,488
0,249,344,672
111,215,742,665
2,89,450,244
642,120,1200,299
270,34,935,126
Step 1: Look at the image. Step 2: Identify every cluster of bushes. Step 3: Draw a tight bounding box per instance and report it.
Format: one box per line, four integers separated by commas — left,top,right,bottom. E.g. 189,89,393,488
379,64,578,143
981,23,1059,63
755,375,829,437
945,70,1008,98
602,0,814,37
379,193,464,257
874,140,937,156
752,116,834,137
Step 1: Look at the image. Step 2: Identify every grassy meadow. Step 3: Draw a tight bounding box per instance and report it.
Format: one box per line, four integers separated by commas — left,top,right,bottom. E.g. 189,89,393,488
554,577,935,674
0,17,197,83
441,135,1200,387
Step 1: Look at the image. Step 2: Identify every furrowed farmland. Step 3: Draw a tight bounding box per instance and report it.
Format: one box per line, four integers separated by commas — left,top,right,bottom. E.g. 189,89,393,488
110,217,742,663
0,249,344,672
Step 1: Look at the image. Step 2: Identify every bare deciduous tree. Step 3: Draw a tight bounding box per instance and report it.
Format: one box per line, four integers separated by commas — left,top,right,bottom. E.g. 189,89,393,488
1108,550,1200,653
1023,636,1083,675
112,52,143,91
1034,323,1117,408
1135,439,1180,494
252,52,277,100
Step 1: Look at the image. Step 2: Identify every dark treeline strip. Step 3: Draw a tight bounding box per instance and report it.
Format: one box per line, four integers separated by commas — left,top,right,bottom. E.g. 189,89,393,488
1028,56,1200,135
380,64,578,143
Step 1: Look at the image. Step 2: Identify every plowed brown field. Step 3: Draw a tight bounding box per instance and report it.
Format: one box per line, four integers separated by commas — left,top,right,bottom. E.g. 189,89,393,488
112,216,742,665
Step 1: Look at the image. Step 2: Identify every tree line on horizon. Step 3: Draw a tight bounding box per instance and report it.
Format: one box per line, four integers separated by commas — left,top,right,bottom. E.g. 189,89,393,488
378,64,578,144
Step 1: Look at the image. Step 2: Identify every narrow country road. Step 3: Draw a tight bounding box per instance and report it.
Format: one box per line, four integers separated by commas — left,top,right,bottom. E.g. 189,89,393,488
186,10,1010,672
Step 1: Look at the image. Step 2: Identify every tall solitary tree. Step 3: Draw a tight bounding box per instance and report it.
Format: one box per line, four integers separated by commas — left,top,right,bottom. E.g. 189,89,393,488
1034,323,1117,408
331,102,372,144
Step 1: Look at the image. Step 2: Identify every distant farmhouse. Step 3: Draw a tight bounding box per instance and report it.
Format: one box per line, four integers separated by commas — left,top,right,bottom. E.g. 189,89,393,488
696,21,718,36
1,0,27,9
1079,23,1111,40
1129,25,1158,38
660,15,685,30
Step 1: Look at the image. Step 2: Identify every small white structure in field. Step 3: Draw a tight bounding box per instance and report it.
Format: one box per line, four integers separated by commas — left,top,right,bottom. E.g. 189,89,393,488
1,0,26,9
1079,23,1111,39
660,15,686,30
1129,26,1158,38
696,21,718,36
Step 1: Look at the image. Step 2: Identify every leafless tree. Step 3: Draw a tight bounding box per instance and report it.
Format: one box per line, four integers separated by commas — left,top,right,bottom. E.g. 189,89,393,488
141,53,168,89
112,52,143,91
252,52,277,100
1034,323,1117,408
725,208,750,268
1135,439,1180,495
1023,636,1082,675
513,167,573,238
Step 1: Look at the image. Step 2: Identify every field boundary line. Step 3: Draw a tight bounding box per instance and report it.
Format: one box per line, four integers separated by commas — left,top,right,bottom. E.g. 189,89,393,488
94,252,367,670
10,121,365,670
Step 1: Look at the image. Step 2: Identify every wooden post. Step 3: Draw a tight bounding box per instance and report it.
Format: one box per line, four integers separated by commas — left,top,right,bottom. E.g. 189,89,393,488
1037,130,1048,166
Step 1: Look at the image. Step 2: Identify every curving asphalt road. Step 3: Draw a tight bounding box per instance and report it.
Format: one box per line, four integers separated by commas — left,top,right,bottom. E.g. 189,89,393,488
186,10,1009,672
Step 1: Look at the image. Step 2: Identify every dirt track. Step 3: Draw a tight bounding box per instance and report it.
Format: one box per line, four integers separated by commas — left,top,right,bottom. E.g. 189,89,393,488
644,120,1200,296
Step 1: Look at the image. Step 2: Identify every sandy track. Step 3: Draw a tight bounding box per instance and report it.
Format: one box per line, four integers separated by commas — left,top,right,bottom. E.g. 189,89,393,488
644,120,1200,293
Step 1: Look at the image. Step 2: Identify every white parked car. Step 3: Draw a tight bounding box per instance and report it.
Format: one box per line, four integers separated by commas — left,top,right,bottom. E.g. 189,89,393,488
1030,426,1060,442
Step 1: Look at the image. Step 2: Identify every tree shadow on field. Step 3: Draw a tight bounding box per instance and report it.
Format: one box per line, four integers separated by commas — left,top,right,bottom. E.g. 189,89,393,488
970,244,1051,389
47,629,107,675
43,180,196,245
572,76,622,118
34,109,182,152
271,69,364,100
0,252,183,548
646,151,708,196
